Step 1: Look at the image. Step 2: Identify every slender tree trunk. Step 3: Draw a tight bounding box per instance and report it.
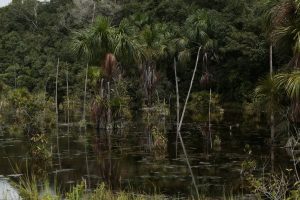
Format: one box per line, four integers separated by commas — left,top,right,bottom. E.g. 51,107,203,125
55,58,61,169
34,1,38,26
270,45,275,145
43,81,47,129
177,46,202,199
92,2,96,23
56,58,59,129
270,45,275,173
108,129,112,182
174,58,180,158
83,64,89,132
66,66,70,153
209,88,212,149
270,45,273,76
84,136,91,189
107,82,111,129
14,64,17,89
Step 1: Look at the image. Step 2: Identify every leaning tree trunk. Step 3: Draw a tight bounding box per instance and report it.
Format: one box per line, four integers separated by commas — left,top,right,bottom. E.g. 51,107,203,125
176,47,202,199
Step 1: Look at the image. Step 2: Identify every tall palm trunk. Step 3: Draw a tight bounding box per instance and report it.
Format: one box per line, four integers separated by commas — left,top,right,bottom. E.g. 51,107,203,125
270,45,273,76
270,45,275,173
55,58,61,169
174,58,180,158
270,45,275,145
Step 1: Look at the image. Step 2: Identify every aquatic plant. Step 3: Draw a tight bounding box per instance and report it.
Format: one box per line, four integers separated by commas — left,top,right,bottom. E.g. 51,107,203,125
187,91,223,122
151,126,167,152
13,173,60,200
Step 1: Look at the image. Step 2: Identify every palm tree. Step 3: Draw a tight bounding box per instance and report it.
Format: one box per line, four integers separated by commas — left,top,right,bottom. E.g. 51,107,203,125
254,76,283,141
72,16,142,129
267,0,300,68
137,23,169,106
274,71,300,121
185,10,217,148
71,17,115,129
266,0,300,123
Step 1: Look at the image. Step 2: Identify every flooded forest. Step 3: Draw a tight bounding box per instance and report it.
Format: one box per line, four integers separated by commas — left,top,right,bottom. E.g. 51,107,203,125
0,0,300,199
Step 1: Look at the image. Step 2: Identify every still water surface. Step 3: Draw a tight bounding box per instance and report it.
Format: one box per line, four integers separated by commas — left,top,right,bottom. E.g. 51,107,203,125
0,111,292,198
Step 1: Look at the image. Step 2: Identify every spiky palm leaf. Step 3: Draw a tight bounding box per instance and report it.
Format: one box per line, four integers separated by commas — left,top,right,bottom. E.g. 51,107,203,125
114,32,143,63
274,71,300,120
185,9,209,45
254,75,282,114
175,9,216,65
178,48,191,64
267,0,300,67
71,16,116,61
274,71,300,100
91,16,115,57
71,29,94,61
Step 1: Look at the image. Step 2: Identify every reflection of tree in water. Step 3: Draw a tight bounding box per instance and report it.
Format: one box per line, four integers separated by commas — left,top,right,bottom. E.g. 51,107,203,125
28,133,52,177
83,135,91,190
141,110,168,160
92,130,121,189
199,123,211,160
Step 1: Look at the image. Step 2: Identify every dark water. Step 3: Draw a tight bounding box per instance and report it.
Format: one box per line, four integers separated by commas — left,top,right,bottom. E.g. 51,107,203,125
0,110,292,198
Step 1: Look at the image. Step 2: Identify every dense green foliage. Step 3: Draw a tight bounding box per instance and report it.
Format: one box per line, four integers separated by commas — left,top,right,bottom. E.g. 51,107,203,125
0,0,279,102
2,0,300,199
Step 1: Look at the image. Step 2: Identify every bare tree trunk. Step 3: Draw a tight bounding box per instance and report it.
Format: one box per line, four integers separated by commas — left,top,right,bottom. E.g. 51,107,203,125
270,45,275,173
34,1,38,26
176,46,202,199
56,58,59,131
174,58,180,158
209,88,212,149
270,45,275,145
43,81,47,129
92,2,96,23
107,82,111,129
83,64,89,132
66,66,70,153
14,64,17,89
55,58,61,169
99,78,104,129
84,136,91,189
108,129,112,182
270,45,273,76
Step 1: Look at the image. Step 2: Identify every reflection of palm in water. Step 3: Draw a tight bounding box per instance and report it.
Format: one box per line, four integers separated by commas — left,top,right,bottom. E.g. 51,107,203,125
92,131,121,189
199,123,213,154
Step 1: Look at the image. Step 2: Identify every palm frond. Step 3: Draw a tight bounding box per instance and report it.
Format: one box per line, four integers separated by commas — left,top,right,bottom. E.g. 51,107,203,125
253,75,282,113
178,48,191,64
274,71,300,100
71,29,94,60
